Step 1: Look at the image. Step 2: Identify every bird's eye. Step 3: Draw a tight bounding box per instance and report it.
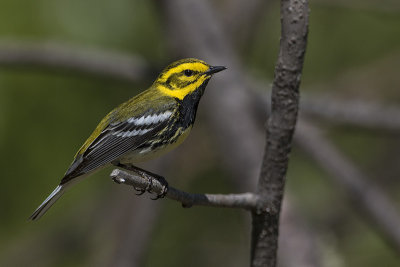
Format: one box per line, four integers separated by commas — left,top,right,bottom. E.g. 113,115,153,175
184,69,193,76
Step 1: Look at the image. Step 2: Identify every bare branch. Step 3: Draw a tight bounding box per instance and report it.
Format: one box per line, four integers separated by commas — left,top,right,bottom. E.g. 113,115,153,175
295,119,400,253
301,95,400,132
252,78,400,133
3,40,400,134
250,81,400,255
251,0,309,266
250,84,400,255
0,41,150,82
110,169,259,210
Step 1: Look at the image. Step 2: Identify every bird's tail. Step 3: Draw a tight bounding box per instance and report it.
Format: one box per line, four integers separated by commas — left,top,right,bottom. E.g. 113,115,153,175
29,185,65,221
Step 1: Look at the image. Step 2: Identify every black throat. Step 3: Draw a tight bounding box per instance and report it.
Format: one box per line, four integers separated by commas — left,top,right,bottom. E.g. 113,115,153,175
176,79,209,129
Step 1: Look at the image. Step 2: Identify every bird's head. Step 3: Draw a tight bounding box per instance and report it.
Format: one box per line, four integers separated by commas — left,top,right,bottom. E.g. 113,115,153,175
155,58,226,100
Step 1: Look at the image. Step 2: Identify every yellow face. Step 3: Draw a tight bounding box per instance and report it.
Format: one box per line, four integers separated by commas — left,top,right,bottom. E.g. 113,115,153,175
155,58,212,100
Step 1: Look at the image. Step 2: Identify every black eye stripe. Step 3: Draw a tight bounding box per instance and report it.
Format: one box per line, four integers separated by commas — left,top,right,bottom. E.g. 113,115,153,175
184,69,194,76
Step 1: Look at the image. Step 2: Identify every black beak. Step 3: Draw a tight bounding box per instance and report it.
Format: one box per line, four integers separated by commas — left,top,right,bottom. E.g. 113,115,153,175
204,65,227,75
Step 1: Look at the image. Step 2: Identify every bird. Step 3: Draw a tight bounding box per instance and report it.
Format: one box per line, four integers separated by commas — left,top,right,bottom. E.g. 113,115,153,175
29,58,226,220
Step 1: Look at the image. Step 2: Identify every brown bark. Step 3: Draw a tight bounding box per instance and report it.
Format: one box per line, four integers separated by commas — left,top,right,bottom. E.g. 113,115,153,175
251,0,309,266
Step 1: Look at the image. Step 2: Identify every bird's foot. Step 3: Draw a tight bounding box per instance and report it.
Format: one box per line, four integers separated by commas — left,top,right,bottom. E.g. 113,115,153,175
113,162,168,199
150,174,168,200
138,170,168,200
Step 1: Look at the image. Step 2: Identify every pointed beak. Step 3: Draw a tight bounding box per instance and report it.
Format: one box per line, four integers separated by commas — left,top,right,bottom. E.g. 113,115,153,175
204,65,227,76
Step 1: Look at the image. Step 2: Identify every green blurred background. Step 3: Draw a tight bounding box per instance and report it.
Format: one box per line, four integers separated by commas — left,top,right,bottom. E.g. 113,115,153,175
0,0,400,266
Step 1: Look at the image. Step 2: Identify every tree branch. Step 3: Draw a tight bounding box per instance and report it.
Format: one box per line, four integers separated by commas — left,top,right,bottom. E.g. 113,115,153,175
300,94,400,132
255,88,400,133
250,79,400,255
251,0,309,266
110,169,259,210
0,41,151,82
2,40,400,133
295,119,400,253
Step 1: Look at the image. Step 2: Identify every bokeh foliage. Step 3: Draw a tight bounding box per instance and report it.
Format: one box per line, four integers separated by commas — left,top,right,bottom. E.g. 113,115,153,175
0,0,399,266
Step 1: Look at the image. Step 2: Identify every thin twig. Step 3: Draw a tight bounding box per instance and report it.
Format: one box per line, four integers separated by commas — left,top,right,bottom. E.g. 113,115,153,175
110,169,259,210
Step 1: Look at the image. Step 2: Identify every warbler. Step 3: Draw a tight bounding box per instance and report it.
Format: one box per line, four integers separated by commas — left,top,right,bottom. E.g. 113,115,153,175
30,58,226,220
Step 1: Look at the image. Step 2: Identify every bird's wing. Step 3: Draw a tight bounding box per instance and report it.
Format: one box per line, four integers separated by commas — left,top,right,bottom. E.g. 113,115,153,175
61,99,176,184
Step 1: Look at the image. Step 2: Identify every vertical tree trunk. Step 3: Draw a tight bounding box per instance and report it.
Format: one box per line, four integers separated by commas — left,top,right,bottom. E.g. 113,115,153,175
251,0,309,266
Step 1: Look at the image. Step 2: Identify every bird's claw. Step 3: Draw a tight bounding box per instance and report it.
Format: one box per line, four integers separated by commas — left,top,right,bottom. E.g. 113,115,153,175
134,187,146,195
133,175,153,195
151,183,168,200
116,162,168,200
